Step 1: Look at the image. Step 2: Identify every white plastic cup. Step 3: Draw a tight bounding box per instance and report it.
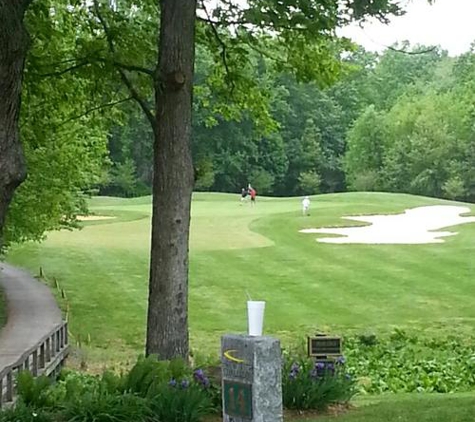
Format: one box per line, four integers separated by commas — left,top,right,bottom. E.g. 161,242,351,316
247,301,266,336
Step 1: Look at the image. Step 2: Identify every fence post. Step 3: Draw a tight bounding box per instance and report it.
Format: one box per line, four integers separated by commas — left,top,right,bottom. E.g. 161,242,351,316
45,337,51,362
6,371,13,402
51,334,56,358
39,343,46,369
65,322,69,345
32,350,39,376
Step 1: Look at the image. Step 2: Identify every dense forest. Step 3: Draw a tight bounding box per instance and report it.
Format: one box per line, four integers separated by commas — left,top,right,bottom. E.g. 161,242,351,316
102,42,475,202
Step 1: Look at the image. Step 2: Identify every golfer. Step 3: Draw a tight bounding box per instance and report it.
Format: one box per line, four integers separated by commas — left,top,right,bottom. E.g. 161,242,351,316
302,196,310,216
249,187,257,205
240,187,248,203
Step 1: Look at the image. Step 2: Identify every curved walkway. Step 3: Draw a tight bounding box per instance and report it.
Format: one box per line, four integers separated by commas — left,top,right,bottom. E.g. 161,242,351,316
0,263,62,370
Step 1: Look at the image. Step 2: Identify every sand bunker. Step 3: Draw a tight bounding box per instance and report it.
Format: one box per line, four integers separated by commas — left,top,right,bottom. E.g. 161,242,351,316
299,205,475,244
77,215,116,222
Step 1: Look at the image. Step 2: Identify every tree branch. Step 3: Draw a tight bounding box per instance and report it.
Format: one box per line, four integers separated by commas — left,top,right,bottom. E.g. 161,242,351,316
357,22,437,55
111,60,155,76
34,56,154,78
386,45,437,55
35,61,91,77
58,96,133,127
200,0,235,94
93,0,156,132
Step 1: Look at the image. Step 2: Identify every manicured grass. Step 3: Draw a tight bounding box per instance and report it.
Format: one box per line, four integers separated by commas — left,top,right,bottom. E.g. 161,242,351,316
6,192,475,363
315,393,475,422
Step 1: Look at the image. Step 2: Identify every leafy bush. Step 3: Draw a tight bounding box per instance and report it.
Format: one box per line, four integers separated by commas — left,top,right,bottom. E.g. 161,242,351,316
350,170,380,192
345,330,475,394
282,355,356,411
16,371,53,409
149,382,213,422
0,402,54,422
298,170,321,194
61,390,150,422
443,176,466,200
249,169,275,195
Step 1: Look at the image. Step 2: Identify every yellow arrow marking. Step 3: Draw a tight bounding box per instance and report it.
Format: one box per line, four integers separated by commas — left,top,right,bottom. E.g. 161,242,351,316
223,349,245,363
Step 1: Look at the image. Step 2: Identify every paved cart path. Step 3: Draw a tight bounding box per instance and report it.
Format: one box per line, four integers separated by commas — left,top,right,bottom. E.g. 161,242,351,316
0,263,62,370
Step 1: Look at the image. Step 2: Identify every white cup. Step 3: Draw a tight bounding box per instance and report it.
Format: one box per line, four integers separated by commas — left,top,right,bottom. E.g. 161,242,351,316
247,301,266,336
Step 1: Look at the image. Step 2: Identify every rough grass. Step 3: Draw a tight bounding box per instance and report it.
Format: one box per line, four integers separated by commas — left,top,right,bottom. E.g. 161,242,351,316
6,192,475,363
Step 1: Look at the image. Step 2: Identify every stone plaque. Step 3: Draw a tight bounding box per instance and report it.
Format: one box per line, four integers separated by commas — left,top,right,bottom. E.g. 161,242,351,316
221,334,283,422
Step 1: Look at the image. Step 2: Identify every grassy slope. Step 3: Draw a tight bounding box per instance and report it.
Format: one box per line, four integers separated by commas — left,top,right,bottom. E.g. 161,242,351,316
6,192,475,362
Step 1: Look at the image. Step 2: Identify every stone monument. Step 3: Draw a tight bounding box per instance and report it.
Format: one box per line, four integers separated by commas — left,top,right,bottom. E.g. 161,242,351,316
221,334,283,422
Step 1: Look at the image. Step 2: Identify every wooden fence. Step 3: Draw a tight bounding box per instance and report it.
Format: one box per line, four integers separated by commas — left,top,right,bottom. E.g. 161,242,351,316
0,321,69,408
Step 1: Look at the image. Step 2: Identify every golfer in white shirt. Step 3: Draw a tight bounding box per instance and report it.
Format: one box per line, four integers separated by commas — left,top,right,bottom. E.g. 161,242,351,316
302,196,310,216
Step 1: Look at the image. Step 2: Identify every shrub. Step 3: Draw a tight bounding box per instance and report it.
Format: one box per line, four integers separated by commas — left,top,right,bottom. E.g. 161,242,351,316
149,382,213,422
443,176,466,200
16,371,53,409
350,170,380,192
282,355,356,411
298,170,321,195
61,390,150,422
0,402,54,422
124,356,217,421
345,330,475,394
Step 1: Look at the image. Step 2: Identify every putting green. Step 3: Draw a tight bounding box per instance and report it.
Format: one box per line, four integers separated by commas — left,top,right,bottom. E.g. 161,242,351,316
6,192,475,363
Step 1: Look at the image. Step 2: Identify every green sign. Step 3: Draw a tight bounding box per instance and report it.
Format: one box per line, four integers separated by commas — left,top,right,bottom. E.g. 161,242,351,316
223,380,252,419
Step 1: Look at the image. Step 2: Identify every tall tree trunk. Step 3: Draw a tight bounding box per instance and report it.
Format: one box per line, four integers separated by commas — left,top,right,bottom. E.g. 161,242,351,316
0,0,29,248
146,0,197,359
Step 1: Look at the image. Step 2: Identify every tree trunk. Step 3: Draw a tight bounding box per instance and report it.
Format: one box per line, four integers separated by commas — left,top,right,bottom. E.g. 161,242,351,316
0,0,29,248
146,0,197,359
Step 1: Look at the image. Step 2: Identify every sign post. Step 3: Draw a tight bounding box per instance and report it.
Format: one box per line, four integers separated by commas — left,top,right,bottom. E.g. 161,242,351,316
221,334,283,422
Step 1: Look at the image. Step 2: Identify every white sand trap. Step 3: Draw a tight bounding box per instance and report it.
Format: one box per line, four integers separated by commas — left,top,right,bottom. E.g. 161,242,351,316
77,215,116,221
299,205,475,244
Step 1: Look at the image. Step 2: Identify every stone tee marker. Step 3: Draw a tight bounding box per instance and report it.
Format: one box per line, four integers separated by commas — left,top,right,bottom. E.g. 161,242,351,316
221,334,283,422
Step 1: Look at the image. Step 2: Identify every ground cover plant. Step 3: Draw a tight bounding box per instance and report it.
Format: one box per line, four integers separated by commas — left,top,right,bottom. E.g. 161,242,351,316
0,354,353,422
2,367,475,422
345,330,475,394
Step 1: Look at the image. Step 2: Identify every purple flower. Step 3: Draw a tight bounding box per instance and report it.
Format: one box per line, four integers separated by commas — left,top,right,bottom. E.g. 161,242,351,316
288,371,297,380
193,369,210,388
194,369,205,380
336,356,346,365
180,379,190,389
168,378,177,387
312,361,326,378
290,363,300,374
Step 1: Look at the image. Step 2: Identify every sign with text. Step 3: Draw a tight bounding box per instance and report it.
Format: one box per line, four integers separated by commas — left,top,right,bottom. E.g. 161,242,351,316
307,336,342,358
223,380,253,420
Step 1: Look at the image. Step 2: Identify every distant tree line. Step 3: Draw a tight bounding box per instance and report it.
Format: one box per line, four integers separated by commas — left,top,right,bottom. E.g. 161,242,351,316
101,42,475,202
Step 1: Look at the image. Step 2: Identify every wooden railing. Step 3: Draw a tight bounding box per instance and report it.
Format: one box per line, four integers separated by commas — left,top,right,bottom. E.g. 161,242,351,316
0,321,69,408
